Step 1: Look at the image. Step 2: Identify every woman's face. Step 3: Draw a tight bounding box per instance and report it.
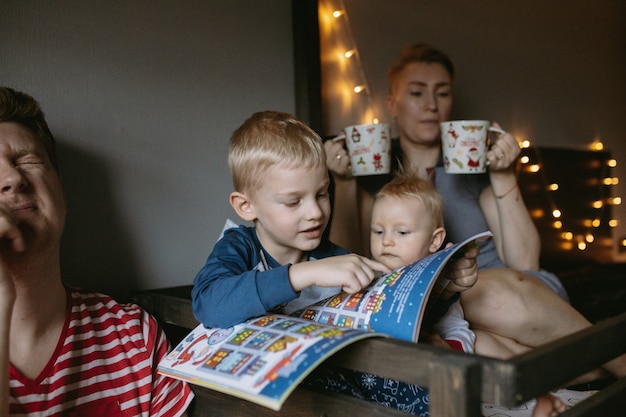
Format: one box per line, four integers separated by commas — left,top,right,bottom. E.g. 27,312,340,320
386,62,453,147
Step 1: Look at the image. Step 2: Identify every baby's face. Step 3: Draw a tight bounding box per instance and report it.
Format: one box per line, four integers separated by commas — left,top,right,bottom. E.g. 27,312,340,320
370,196,437,270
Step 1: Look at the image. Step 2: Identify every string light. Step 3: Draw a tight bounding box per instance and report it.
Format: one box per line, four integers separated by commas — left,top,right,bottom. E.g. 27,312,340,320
519,141,622,255
319,0,379,130
591,139,604,151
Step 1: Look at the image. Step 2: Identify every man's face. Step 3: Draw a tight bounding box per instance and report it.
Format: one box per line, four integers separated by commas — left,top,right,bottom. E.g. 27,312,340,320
0,122,66,253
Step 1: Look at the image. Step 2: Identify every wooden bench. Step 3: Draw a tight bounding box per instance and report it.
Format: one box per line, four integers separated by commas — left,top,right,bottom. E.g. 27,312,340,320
131,286,626,417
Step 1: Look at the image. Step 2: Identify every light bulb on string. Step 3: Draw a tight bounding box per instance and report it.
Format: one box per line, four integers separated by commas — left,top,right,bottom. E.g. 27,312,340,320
527,164,541,173
591,139,604,151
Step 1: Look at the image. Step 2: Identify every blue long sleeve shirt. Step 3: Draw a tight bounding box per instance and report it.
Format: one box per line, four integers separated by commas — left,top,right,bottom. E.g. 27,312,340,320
192,225,348,328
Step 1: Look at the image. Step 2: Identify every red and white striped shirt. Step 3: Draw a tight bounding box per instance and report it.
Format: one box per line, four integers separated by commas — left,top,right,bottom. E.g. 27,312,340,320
9,289,194,416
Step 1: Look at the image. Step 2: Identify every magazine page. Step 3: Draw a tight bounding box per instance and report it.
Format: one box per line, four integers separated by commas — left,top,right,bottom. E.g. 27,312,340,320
158,314,383,410
294,231,492,342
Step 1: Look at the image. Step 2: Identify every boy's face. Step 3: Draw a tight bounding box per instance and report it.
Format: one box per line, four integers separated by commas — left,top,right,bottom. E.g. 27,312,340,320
248,164,331,265
370,195,441,270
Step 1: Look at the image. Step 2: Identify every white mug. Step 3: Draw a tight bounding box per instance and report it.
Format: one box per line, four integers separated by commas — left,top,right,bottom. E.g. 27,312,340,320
339,123,391,176
440,120,504,174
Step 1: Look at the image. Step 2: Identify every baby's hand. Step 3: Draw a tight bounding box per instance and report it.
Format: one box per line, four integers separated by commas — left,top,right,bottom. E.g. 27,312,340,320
289,254,390,294
444,244,479,294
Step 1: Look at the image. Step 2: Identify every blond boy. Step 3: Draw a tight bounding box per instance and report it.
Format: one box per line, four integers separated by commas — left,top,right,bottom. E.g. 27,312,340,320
191,111,389,328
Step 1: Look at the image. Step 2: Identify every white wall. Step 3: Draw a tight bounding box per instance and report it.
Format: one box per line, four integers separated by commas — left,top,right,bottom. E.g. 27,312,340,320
0,0,295,298
321,0,626,260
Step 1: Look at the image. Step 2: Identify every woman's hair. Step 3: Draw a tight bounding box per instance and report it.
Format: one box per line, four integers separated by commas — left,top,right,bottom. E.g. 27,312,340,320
375,173,444,229
388,43,455,94
0,86,58,171
228,110,326,193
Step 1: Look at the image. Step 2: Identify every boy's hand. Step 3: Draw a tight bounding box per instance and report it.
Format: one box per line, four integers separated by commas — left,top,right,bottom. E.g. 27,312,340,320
444,244,479,294
289,254,390,294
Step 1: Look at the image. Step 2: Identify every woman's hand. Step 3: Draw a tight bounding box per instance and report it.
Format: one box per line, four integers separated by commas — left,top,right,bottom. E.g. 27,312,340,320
486,122,520,172
324,138,352,180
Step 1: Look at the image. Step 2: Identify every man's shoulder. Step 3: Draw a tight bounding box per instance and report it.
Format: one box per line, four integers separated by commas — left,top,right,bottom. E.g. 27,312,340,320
68,289,148,325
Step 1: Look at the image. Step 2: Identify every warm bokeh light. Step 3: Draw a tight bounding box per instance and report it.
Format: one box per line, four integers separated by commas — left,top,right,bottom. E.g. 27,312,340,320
353,85,365,93
591,218,601,227
548,183,559,191
585,233,594,243
591,140,604,151
553,220,562,229
592,200,604,209
520,155,530,164
609,219,619,227
562,232,573,240
607,159,617,167
332,10,343,18
552,209,562,218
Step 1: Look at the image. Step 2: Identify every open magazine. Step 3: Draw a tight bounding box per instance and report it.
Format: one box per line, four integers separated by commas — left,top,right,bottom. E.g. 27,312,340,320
158,230,492,410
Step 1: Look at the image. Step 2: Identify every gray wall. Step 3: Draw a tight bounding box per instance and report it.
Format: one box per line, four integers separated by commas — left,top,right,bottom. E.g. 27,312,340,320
0,0,295,298
323,0,626,261
1,1,625,300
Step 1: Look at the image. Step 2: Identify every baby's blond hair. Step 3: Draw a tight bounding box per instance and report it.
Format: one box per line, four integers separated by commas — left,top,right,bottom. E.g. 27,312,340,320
228,111,326,193
375,174,444,229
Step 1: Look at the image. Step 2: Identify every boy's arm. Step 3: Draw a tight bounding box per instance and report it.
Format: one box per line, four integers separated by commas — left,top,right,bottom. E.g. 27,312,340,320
191,234,298,328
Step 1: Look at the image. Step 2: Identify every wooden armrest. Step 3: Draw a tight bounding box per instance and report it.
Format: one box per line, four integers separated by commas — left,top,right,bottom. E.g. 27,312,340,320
132,287,626,417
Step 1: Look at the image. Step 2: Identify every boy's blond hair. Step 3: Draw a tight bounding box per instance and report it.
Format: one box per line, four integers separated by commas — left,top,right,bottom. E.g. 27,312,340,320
228,111,326,193
375,174,444,229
